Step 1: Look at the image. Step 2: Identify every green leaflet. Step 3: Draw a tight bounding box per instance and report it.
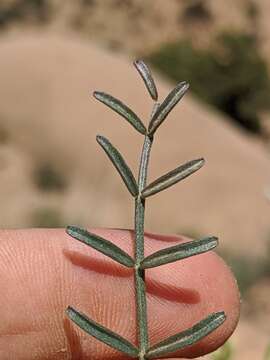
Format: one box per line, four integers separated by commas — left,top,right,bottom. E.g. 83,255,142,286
96,135,138,197
134,60,158,101
146,312,226,359
66,306,139,358
66,226,134,268
148,81,189,135
140,236,218,269
93,91,146,134
141,158,205,198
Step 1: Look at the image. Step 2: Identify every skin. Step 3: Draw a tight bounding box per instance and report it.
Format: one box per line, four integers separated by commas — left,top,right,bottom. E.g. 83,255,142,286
0,228,240,360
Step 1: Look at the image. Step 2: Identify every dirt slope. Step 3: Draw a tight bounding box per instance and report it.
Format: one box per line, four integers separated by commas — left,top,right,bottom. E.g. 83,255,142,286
0,32,269,258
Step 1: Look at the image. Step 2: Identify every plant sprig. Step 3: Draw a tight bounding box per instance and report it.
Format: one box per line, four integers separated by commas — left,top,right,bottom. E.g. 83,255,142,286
66,60,226,359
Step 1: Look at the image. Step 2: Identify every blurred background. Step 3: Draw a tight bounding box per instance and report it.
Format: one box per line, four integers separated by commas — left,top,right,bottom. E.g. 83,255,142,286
0,0,270,358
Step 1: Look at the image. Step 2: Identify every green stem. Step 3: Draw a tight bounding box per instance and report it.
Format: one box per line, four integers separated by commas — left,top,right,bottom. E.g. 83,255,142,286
135,134,153,359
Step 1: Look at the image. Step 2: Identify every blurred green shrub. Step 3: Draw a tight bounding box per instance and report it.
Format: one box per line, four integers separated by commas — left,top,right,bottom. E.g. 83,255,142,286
147,32,270,134
33,162,67,192
211,341,233,360
265,344,270,360
31,207,65,228
0,0,50,28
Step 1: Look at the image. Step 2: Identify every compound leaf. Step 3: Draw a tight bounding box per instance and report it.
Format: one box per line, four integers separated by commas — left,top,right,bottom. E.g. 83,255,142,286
66,306,139,357
96,135,138,197
93,91,146,134
148,81,189,135
66,226,134,268
141,158,205,198
146,312,226,359
140,236,218,269
134,60,158,101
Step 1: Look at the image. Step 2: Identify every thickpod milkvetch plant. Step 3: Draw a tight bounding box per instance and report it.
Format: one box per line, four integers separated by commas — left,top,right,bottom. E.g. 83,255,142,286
65,60,226,359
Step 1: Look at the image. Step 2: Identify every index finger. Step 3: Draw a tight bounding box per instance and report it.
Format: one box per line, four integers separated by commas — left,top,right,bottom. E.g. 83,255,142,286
0,228,240,359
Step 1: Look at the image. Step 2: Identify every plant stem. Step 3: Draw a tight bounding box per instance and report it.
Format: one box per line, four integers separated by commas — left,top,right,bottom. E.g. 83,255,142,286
134,133,153,359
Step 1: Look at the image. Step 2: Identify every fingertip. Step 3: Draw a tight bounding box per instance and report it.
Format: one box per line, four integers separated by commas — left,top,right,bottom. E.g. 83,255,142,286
0,228,240,360
143,232,240,358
